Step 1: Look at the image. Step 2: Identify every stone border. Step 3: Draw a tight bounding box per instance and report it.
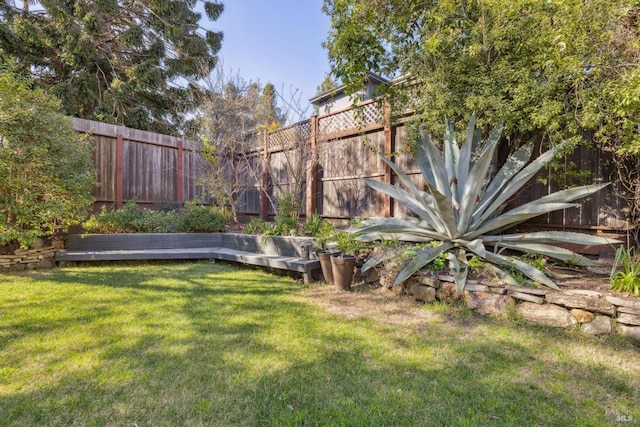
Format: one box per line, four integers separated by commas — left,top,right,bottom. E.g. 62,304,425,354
402,273,640,341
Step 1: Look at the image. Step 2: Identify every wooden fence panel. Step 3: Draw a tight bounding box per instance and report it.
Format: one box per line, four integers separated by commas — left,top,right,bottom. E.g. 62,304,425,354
92,134,116,203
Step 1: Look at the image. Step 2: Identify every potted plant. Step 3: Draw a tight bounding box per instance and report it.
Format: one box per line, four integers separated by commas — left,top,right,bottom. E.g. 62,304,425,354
330,230,364,291
312,221,336,285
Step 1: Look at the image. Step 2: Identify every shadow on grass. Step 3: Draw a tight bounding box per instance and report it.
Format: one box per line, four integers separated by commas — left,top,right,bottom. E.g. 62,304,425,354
1,262,638,426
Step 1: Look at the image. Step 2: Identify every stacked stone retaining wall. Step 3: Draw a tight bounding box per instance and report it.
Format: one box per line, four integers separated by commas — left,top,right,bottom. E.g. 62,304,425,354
401,273,640,341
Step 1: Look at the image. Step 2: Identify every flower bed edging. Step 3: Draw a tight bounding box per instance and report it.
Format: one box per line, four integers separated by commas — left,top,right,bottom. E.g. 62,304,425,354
400,273,640,341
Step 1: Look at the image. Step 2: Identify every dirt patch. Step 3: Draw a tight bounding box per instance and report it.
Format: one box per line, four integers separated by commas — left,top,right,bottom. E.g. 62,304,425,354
304,283,446,328
303,266,638,328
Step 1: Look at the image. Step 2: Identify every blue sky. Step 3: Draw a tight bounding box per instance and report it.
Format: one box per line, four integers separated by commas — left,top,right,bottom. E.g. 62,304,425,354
206,0,332,115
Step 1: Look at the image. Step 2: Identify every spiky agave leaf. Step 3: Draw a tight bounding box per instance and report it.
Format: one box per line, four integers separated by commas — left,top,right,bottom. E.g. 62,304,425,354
354,117,619,292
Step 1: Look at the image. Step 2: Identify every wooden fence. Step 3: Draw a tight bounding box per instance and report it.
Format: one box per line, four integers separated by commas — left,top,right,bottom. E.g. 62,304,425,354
73,118,207,211
77,103,633,234
239,100,633,234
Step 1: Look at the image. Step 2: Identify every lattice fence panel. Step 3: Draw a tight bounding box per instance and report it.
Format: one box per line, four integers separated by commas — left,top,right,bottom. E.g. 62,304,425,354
269,120,311,152
318,102,382,136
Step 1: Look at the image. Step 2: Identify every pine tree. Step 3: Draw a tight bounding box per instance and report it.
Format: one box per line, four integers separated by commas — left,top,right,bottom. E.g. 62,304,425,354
0,0,224,135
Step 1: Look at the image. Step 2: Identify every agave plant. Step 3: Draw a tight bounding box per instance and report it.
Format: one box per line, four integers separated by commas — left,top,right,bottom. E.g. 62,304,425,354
352,115,619,292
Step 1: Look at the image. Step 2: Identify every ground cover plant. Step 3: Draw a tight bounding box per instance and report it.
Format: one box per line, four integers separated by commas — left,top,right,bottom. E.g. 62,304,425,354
1,262,638,425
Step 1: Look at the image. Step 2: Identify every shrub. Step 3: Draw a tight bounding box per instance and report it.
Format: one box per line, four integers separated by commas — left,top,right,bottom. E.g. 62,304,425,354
610,246,640,297
177,202,230,233
244,218,271,235
0,72,95,248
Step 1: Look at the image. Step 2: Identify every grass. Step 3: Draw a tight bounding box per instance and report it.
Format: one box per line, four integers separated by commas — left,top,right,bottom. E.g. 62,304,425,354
0,261,639,426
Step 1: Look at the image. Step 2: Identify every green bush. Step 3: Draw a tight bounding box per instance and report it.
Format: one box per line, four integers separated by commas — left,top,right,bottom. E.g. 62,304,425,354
244,218,272,235
0,71,96,248
83,200,229,234
177,203,229,233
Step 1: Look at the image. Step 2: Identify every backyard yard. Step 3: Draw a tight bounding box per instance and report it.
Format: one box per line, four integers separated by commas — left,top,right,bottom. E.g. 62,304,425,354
1,261,639,426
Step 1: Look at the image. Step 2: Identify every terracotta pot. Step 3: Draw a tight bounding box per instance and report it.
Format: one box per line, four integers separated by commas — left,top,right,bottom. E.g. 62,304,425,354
331,254,356,292
317,251,337,285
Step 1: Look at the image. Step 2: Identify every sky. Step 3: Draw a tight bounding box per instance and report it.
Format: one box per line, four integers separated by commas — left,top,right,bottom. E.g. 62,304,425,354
205,0,332,117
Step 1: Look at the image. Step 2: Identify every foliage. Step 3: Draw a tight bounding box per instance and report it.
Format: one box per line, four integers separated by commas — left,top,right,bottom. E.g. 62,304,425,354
178,200,230,233
323,0,640,224
273,193,301,235
352,116,619,291
83,200,229,234
0,0,224,135
244,218,272,235
610,246,640,297
335,230,366,256
323,0,640,149
0,71,95,248
255,83,285,130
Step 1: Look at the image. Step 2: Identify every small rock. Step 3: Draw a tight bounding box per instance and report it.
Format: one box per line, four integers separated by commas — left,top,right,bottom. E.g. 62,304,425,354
504,285,549,296
616,313,640,326
408,283,436,302
617,306,640,316
466,283,490,293
517,302,578,328
618,325,640,341
508,291,545,304
436,282,463,303
563,289,603,298
420,275,440,288
365,268,380,284
546,292,615,316
464,291,515,316
570,308,595,323
582,316,612,335
606,296,640,310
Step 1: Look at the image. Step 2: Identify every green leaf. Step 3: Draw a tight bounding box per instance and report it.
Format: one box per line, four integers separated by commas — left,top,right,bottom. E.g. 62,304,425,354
456,121,502,235
456,113,476,193
474,141,534,220
363,178,447,233
446,252,469,293
471,142,566,227
482,231,621,246
467,203,578,238
496,242,599,267
394,242,454,286
484,252,560,290
416,129,451,198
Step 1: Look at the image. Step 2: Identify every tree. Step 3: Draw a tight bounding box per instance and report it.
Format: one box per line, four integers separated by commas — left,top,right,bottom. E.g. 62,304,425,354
0,71,96,249
316,73,337,96
0,0,224,135
195,68,261,222
323,0,640,226
196,70,312,223
255,82,285,130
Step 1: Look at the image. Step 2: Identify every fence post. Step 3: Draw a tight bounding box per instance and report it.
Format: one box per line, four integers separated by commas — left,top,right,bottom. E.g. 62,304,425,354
260,130,270,220
177,140,184,206
383,99,394,217
306,116,319,217
116,133,124,209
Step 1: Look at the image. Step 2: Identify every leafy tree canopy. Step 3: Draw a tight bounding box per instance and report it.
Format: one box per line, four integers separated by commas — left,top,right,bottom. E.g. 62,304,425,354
0,71,96,248
0,0,224,135
323,0,640,154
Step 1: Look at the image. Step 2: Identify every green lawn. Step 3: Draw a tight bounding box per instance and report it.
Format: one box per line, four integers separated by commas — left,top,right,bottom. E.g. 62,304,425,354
1,262,638,426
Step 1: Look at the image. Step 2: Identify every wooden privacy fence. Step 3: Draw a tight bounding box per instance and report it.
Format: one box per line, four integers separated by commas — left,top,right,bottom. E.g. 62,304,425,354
77,103,633,234
238,100,633,234
73,118,207,210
